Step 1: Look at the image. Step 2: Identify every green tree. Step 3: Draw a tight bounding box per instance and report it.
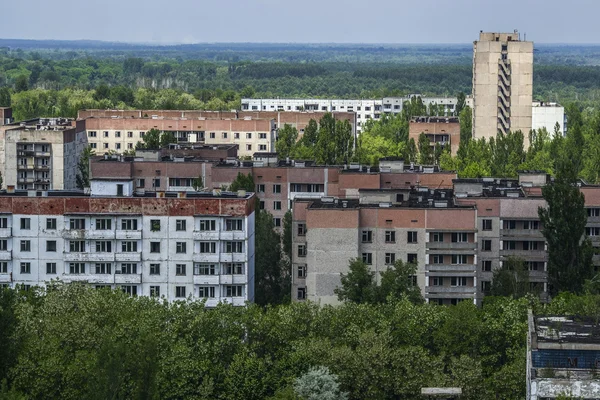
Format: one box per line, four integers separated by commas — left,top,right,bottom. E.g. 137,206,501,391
75,146,95,189
490,257,532,298
276,124,298,160
254,210,290,306
377,259,423,304
14,75,28,93
459,106,472,144
335,259,376,304
282,210,292,261
229,172,255,192
0,87,11,107
192,175,204,191
294,366,348,400
456,92,466,115
417,132,433,164
136,128,162,149
159,131,177,148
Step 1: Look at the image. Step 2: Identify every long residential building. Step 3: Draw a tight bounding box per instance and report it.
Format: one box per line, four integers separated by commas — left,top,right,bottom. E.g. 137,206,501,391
0,184,256,306
291,172,600,305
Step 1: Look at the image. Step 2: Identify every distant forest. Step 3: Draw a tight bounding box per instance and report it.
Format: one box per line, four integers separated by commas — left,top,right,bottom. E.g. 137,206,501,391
2,40,600,120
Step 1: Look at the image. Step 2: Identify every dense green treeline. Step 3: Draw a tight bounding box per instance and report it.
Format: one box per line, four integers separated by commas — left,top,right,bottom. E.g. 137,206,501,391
1,284,599,400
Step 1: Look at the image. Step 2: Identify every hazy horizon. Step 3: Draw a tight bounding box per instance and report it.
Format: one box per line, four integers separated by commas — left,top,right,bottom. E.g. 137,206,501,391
3,0,600,45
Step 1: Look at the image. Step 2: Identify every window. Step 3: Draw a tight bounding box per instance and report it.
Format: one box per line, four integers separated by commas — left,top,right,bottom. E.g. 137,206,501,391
95,241,111,253
128,131,133,138
452,232,468,243
116,143,121,150
297,265,307,278
225,285,243,297
246,144,252,151
150,219,161,232
103,131,109,138
153,178,160,188
225,219,243,231
224,263,244,275
431,255,444,264
150,242,161,253
385,231,396,243
89,131,97,137
234,132,240,139
481,281,491,293
587,227,600,236
96,218,111,230
176,242,187,254
69,263,85,274
226,241,243,253
199,220,216,231
588,208,600,217
246,132,252,139
0,262,7,273
451,255,467,264
70,218,85,230
176,264,187,276
407,231,417,243
149,263,160,275
504,241,516,250
482,260,492,272
273,201,282,210
127,143,133,149
20,240,31,252
259,144,267,151
176,220,187,231
209,132,215,139
194,264,216,275
198,286,215,298
0,240,7,251
150,286,160,297
385,253,396,265
20,262,31,274
482,240,492,251
274,218,281,227
482,219,492,231
119,263,137,274
0,217,7,229
121,241,137,252
121,219,138,230
200,242,216,253
256,184,265,193
115,131,121,138
116,183,123,196
259,201,265,210
20,218,30,230
432,232,444,242
504,220,516,230
362,253,372,265
259,133,267,139
121,285,138,296
90,143,97,149
222,132,227,139
362,230,373,243
297,223,306,236
104,143,109,149
272,184,281,194
94,263,112,274
46,240,57,252
431,277,444,286
297,287,306,300
46,262,56,274
175,286,186,298
407,253,418,263
523,220,540,230
451,277,468,287
297,245,307,257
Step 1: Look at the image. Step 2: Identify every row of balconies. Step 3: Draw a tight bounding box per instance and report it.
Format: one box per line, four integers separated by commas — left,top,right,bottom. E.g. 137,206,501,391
59,230,247,241
0,251,248,263
500,229,545,238
425,242,477,252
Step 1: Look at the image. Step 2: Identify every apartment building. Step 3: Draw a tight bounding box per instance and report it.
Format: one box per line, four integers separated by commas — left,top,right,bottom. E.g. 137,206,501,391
0,185,256,306
292,171,600,305
532,101,566,137
0,117,86,190
409,116,461,155
472,31,533,145
76,117,275,158
242,96,460,132
0,107,13,125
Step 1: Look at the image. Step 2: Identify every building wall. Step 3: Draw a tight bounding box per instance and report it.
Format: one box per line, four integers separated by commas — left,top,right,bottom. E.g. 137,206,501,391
473,32,533,146
409,118,461,156
532,102,566,137
0,194,255,306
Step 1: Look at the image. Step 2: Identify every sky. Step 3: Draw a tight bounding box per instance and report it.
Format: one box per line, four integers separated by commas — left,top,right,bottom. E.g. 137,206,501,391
2,0,600,44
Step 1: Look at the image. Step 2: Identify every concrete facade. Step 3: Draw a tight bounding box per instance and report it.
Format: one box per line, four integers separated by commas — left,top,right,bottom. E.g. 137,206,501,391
409,116,461,156
0,189,256,306
532,101,567,137
472,31,533,145
0,118,86,191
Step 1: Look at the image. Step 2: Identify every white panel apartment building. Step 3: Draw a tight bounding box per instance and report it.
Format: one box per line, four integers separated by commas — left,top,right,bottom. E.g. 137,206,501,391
0,186,256,306
242,96,460,132
532,101,566,137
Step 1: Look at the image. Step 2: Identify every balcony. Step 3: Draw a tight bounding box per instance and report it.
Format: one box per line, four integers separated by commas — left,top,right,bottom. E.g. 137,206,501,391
425,264,476,275
0,274,11,283
115,230,142,240
426,242,476,252
17,178,35,183
220,275,247,285
193,275,220,285
0,228,12,237
114,273,142,284
115,252,141,262
62,229,88,240
500,249,546,260
219,231,247,241
587,216,600,224
192,231,220,241
219,253,247,263
221,297,246,307
17,164,34,171
501,229,544,239
425,286,477,294
590,236,600,245
192,253,219,263
35,151,51,157
34,165,50,171
17,150,35,157
0,251,12,261
85,230,116,240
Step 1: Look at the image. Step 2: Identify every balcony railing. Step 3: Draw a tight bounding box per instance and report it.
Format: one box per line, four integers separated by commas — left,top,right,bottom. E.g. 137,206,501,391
426,242,477,251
